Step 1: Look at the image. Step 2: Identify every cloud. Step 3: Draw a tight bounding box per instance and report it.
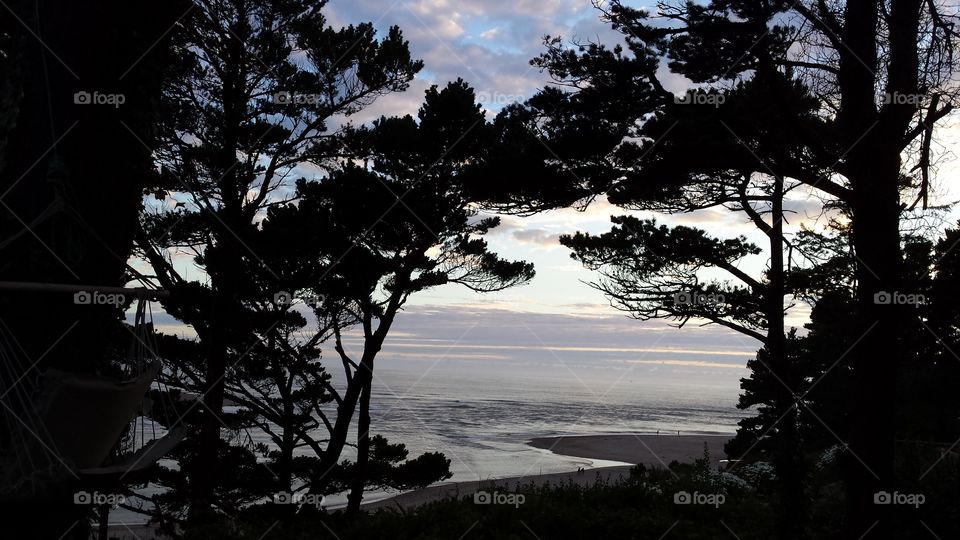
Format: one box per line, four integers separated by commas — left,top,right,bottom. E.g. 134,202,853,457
323,0,613,115
479,27,502,40
511,228,563,249
325,303,760,380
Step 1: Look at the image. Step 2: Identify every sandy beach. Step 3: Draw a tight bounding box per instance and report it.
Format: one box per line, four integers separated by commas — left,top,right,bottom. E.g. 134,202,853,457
364,433,731,511
529,433,732,468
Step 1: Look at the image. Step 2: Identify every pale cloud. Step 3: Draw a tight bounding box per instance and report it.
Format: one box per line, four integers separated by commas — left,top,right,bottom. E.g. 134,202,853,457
479,27,502,40
325,0,611,114
510,228,563,249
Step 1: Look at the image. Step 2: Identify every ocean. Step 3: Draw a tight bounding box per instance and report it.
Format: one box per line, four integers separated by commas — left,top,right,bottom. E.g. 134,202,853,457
108,357,748,522
363,362,747,484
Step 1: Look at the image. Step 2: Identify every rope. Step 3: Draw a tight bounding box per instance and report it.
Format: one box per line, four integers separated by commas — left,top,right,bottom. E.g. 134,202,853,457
0,317,65,496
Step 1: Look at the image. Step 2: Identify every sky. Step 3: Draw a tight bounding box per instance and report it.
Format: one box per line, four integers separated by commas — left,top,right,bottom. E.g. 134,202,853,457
147,0,960,374
312,0,810,365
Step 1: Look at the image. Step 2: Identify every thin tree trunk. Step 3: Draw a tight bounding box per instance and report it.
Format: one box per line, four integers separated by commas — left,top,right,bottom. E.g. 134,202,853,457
346,369,373,514
97,503,109,540
188,21,247,517
311,310,395,495
767,175,804,539
188,296,229,522
278,405,294,493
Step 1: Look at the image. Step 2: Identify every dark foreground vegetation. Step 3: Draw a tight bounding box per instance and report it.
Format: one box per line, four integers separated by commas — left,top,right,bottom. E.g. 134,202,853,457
184,446,960,540
2,0,960,538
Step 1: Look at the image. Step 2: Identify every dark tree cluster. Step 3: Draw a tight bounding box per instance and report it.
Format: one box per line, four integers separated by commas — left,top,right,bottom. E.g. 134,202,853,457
2,1,960,539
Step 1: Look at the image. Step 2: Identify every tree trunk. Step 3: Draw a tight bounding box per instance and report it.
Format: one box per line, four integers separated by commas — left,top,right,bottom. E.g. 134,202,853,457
188,295,229,522
346,368,374,514
837,1,907,536
97,503,109,540
845,163,902,540
310,312,394,495
311,364,366,492
278,399,295,492
188,21,248,519
766,175,805,539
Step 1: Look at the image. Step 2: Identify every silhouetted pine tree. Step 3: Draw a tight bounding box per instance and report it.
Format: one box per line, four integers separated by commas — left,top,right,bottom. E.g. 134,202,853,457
258,79,534,511
472,1,960,534
137,0,423,523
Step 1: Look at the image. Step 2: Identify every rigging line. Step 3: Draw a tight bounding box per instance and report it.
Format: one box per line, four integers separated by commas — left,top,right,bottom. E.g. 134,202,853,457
137,296,176,443
34,0,58,147
0,323,57,480
0,199,63,252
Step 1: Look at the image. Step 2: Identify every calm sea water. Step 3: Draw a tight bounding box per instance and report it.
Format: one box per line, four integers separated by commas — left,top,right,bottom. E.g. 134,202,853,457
362,363,746,482
111,358,748,521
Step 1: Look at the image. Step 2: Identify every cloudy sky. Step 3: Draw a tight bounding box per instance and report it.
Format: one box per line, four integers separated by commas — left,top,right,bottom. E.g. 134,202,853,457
310,0,805,365
150,0,960,374
319,0,960,372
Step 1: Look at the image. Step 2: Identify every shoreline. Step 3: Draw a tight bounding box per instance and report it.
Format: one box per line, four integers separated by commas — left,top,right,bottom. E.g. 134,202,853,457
528,433,732,468
361,465,635,511
363,433,732,511
105,433,734,536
